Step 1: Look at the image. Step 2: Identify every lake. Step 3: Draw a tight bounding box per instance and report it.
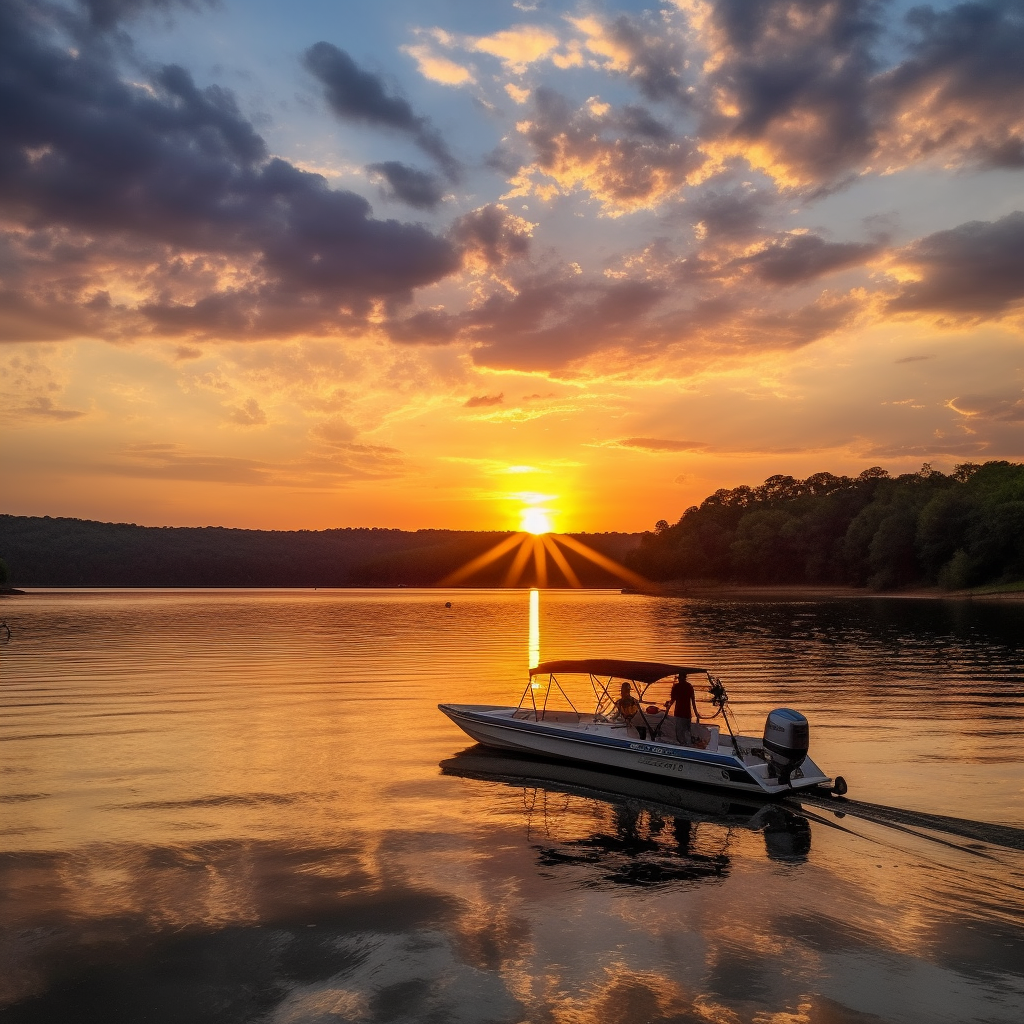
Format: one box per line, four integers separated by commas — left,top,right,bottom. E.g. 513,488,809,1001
1,589,1023,1023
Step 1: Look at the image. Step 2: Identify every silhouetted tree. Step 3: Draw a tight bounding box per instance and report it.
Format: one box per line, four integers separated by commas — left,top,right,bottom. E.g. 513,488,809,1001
627,461,1024,591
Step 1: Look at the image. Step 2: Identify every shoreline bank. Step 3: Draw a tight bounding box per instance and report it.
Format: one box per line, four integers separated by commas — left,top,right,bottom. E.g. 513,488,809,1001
646,582,1024,602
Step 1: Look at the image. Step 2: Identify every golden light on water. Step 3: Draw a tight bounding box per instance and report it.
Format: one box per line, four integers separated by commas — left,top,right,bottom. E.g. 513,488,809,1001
529,588,540,668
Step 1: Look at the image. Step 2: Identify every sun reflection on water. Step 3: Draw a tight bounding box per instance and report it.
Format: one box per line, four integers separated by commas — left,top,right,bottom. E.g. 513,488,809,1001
529,588,540,669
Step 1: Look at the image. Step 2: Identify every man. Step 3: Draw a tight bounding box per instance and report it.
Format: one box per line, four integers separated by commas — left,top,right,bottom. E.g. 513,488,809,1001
668,673,700,746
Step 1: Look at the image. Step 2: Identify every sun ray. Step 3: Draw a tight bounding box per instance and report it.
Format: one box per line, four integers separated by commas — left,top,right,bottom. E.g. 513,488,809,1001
541,534,582,587
554,534,652,589
438,532,527,585
504,535,536,587
533,535,548,588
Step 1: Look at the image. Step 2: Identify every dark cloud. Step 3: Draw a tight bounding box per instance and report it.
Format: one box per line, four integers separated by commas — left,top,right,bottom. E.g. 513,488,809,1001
894,354,934,364
449,204,532,269
386,266,668,370
684,188,775,242
694,1,1024,186
78,0,212,30
876,0,1024,168
367,162,446,209
516,88,702,213
887,211,1024,316
463,274,667,370
700,0,881,185
742,233,879,284
0,3,460,342
463,393,504,408
598,12,693,104
615,438,709,452
303,42,460,180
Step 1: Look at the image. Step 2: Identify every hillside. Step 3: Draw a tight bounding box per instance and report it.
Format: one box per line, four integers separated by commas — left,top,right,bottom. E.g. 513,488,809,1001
0,516,640,589
625,461,1024,591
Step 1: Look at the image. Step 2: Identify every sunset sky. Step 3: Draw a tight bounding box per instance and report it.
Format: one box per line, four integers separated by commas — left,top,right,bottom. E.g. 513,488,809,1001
2,0,1023,532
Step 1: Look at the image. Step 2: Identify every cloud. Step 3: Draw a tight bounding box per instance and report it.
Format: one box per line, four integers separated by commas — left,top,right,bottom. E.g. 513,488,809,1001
302,42,460,179
469,25,560,71
0,7,461,344
463,393,504,408
875,0,1024,169
461,272,668,370
78,0,211,30
569,12,692,104
690,0,1024,188
886,211,1024,317
367,162,447,209
685,188,775,242
948,392,1024,423
613,437,709,452
228,397,267,426
174,345,203,361
401,43,474,86
742,233,880,284
8,395,86,421
449,204,534,270
112,438,404,485
696,0,880,188
506,88,701,215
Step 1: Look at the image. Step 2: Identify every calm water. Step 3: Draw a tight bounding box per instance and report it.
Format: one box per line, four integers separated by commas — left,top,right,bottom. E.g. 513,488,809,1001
1,589,1023,1023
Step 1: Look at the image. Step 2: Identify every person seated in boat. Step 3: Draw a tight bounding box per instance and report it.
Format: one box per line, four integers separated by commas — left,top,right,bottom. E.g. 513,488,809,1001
667,673,700,745
615,682,640,727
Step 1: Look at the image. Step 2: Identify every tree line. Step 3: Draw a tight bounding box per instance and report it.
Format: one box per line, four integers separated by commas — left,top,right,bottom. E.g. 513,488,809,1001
625,461,1024,591
0,516,638,588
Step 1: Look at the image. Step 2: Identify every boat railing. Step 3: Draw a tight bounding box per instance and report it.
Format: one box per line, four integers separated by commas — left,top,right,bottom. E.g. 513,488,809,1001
515,672,581,723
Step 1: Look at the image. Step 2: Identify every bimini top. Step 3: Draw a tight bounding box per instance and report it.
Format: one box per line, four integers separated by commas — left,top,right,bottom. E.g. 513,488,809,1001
529,659,705,683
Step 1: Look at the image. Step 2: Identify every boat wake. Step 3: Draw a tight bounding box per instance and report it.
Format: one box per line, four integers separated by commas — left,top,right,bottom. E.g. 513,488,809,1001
792,791,1024,854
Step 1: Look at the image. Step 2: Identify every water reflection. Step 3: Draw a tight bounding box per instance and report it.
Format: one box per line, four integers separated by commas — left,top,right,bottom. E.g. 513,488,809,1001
440,746,814,885
2,590,1024,1023
528,588,539,669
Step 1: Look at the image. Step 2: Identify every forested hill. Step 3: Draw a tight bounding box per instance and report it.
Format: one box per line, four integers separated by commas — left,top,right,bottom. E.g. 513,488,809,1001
625,461,1024,591
0,516,639,588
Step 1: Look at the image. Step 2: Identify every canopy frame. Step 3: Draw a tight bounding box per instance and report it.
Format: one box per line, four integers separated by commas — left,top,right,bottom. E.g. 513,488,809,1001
517,660,735,745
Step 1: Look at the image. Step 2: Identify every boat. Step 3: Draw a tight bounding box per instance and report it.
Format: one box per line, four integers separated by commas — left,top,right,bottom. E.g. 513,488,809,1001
439,658,843,797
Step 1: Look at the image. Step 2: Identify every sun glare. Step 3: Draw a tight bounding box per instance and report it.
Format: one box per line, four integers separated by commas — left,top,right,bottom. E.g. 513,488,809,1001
520,507,553,535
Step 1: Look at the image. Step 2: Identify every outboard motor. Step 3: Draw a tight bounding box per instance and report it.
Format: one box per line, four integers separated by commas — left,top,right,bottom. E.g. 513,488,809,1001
762,708,809,785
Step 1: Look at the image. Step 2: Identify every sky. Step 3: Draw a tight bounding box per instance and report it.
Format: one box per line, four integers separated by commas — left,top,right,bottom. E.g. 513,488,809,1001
1,0,1023,533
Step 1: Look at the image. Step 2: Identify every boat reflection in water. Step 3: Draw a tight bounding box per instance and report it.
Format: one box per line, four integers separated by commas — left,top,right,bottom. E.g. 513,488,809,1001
440,745,812,887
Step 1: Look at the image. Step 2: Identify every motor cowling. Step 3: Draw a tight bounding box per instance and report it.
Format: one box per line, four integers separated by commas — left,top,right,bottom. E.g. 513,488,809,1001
762,708,809,785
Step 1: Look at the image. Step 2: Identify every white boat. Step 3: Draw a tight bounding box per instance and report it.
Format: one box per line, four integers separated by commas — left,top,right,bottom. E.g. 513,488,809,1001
439,658,843,797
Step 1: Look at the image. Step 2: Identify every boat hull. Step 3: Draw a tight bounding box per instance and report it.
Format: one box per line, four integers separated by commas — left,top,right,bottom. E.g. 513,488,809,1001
439,704,830,796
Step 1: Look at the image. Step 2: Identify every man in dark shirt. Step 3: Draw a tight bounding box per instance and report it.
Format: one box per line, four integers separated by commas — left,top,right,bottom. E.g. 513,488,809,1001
668,673,700,745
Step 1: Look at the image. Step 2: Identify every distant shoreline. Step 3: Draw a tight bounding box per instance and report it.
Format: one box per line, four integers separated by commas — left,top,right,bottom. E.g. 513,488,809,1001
646,582,1024,602
3,583,1022,602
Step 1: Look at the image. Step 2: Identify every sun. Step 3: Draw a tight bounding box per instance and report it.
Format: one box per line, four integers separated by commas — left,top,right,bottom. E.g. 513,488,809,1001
520,507,553,535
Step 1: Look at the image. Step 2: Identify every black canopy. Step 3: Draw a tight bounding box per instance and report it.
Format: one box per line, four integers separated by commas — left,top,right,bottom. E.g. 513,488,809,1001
529,659,705,683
